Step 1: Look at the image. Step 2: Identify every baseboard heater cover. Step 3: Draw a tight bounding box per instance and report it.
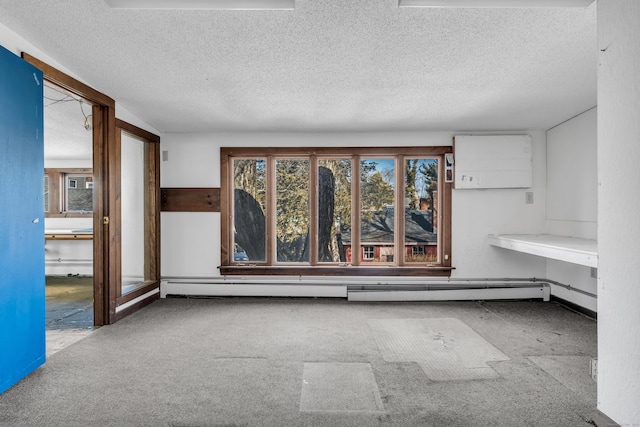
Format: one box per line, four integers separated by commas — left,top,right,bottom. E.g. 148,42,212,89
161,278,550,302
45,259,93,264
161,281,347,298
347,285,548,302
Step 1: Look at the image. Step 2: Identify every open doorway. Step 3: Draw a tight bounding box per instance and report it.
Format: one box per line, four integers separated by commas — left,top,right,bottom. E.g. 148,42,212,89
24,52,161,331
43,83,95,354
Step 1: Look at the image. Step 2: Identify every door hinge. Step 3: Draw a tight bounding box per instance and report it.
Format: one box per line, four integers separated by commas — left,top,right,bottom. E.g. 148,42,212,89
103,216,110,225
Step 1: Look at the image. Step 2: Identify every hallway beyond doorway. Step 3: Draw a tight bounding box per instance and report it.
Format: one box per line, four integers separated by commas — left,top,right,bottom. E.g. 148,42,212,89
45,275,95,357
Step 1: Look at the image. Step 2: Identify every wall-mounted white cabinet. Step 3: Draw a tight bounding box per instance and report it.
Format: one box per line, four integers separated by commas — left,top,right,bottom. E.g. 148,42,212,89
454,135,532,189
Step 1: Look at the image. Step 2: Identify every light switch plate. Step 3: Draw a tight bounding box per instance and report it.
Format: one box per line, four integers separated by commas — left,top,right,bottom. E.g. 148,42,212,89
525,192,533,204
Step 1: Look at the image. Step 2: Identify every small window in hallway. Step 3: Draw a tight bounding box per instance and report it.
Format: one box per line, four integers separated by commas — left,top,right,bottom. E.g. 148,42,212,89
44,168,93,217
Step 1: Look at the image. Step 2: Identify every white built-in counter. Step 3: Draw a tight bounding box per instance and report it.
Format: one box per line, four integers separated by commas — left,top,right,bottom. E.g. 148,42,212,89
488,234,597,268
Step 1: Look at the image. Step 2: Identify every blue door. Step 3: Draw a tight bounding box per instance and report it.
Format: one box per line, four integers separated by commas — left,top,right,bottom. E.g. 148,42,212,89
0,45,45,394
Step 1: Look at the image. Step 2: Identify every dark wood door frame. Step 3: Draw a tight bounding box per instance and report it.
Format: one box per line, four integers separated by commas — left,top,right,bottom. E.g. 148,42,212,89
22,53,115,326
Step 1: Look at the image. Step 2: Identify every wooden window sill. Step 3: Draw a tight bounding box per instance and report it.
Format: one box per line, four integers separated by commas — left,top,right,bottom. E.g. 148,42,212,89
219,265,453,277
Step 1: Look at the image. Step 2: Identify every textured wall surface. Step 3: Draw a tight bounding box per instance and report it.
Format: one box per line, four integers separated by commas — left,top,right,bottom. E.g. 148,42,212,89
597,0,640,423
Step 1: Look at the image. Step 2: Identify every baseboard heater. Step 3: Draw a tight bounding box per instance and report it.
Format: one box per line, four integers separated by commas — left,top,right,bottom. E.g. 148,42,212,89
347,282,549,302
45,258,93,264
161,277,551,302
162,278,347,298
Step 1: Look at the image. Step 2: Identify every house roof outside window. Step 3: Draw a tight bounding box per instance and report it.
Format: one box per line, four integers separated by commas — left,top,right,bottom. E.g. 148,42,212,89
341,208,436,245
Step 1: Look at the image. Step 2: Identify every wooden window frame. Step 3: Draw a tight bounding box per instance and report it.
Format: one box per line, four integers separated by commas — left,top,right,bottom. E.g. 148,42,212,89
44,168,94,217
112,119,161,316
220,146,453,277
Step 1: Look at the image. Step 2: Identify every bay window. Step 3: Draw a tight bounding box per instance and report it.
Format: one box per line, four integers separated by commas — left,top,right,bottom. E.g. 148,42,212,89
220,146,452,276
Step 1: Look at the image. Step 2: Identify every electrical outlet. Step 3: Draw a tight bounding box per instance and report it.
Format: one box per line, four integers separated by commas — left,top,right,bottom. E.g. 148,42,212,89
591,267,597,279
590,358,598,382
162,150,169,161
525,192,534,204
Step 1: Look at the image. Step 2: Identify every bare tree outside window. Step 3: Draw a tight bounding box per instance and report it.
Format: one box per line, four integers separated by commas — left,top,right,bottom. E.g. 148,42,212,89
276,159,310,262
405,158,438,263
317,159,352,263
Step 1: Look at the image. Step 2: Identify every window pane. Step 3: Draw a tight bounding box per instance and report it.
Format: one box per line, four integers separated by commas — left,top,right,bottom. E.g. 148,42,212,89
65,175,93,213
276,159,309,263
317,159,352,263
405,158,438,263
360,158,395,263
120,134,146,295
43,175,49,212
363,245,375,260
233,159,266,262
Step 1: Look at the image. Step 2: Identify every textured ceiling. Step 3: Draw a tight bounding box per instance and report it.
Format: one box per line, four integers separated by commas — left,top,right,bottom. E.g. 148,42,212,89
0,0,597,134
43,84,93,160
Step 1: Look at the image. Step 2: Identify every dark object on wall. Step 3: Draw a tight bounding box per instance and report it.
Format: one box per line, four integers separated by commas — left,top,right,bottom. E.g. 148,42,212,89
161,188,220,212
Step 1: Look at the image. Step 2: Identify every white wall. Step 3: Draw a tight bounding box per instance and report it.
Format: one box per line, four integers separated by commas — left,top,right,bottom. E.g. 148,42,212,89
160,134,219,277
44,236,93,276
453,131,547,278
545,108,597,312
120,134,146,281
547,108,598,239
597,1,640,424
160,131,548,280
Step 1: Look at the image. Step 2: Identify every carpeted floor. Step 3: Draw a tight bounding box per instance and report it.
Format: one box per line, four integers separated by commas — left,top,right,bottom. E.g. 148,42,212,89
0,298,597,426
